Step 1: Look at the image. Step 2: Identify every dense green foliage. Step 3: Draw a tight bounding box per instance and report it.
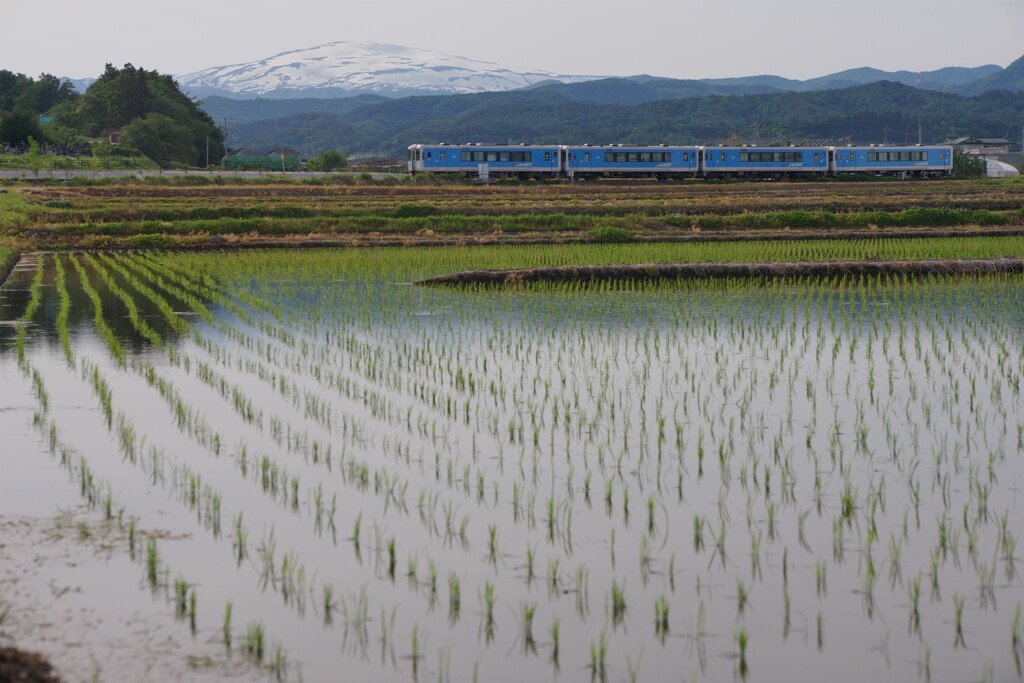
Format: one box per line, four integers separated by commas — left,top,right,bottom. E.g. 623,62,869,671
304,149,348,171
953,150,987,177
0,71,78,114
228,81,1024,157
0,111,45,146
588,225,635,243
52,64,224,167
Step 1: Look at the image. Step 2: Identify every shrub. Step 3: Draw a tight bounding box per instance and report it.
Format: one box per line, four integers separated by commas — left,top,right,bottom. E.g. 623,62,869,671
125,233,175,248
393,204,440,218
189,207,218,220
588,225,634,243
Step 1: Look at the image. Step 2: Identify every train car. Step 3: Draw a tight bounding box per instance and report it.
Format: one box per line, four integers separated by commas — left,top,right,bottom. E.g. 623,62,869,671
831,145,952,177
701,146,830,177
563,144,700,180
407,143,561,179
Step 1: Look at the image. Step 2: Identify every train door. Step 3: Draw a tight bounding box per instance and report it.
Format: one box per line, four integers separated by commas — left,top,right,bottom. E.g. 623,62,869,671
827,148,835,175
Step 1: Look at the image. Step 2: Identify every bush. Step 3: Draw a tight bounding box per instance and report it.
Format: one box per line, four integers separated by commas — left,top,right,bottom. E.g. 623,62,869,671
125,233,175,248
393,204,439,218
189,207,218,220
43,200,71,209
305,150,348,172
588,225,634,243
266,206,312,218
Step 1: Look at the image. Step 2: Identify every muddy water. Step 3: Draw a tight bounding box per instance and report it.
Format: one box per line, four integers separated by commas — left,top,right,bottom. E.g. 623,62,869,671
2,248,1023,683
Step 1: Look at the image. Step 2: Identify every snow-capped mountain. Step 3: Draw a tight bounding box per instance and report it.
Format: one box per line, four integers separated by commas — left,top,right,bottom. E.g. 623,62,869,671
175,42,598,99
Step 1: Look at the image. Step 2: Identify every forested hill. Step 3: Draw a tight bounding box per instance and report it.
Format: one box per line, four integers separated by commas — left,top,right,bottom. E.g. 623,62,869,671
226,81,1024,157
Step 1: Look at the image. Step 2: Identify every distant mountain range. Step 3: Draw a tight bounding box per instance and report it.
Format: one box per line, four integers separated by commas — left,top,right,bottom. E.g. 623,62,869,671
63,42,1023,101
55,43,1024,158
222,80,1024,158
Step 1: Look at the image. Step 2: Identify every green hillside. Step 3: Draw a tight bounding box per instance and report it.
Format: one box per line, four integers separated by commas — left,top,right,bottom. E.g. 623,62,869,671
227,81,1024,158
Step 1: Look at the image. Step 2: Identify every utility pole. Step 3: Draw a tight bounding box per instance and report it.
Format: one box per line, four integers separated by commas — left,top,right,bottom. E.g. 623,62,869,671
918,118,923,145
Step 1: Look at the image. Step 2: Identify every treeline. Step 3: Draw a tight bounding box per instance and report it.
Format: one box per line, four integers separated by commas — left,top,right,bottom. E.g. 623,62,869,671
1,65,224,167
227,81,1024,157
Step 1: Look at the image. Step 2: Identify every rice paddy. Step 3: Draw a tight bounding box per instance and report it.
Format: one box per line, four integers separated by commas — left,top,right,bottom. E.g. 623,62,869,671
2,242,1023,682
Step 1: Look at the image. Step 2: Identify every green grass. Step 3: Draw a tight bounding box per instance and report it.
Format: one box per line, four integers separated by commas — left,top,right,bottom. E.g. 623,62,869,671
0,244,19,285
0,153,162,172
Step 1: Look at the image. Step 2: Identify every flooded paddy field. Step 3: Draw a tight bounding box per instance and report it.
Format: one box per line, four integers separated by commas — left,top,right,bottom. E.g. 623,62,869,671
2,242,1023,682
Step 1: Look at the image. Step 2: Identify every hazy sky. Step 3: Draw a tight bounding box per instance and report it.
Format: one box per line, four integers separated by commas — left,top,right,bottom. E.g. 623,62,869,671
1,0,1021,81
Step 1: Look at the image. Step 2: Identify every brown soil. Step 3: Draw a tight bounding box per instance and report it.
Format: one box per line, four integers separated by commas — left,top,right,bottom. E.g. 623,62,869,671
417,257,1024,286
0,647,62,683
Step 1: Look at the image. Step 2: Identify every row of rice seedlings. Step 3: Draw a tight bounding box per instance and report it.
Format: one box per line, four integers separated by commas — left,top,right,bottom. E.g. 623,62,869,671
82,253,163,348
9,332,291,677
68,254,125,364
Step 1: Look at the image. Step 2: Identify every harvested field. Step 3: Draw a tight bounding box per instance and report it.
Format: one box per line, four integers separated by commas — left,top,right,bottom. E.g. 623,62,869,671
2,178,1022,250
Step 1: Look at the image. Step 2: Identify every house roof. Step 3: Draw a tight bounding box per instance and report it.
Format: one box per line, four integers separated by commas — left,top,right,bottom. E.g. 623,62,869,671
945,136,1011,145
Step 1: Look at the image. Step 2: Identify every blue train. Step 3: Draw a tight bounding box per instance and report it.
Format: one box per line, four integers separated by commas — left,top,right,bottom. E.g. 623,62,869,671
407,143,953,179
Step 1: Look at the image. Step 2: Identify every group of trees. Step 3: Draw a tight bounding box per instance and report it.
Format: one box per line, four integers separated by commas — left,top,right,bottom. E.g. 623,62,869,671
227,80,1024,163
0,70,78,147
1,64,226,167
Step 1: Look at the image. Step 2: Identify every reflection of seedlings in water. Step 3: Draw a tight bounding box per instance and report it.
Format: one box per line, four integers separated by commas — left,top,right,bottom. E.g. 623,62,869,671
588,628,607,683
222,602,232,650
448,572,461,623
520,602,537,654
654,596,669,641
609,580,627,627
146,538,159,588
735,627,749,680
245,622,265,664
953,593,967,648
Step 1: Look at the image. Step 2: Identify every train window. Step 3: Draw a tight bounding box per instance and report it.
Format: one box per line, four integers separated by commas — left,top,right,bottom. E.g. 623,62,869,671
719,152,726,162
426,151,432,159
584,152,591,161
440,151,446,161
938,152,945,160
849,153,854,162
545,152,552,162
683,153,689,162
813,153,819,162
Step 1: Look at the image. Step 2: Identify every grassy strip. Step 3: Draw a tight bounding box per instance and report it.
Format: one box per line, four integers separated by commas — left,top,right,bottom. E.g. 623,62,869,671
0,244,19,286
417,257,1024,286
14,207,1022,242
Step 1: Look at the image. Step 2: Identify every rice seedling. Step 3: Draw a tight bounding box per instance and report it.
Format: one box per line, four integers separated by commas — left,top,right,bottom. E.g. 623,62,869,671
245,621,265,663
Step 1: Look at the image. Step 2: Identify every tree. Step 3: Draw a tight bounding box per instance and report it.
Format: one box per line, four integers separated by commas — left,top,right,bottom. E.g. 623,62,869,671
952,150,986,178
64,64,223,166
0,111,45,146
119,113,196,167
0,70,77,114
306,149,348,171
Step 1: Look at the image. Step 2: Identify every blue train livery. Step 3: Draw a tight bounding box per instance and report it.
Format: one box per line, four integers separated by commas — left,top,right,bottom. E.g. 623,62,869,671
407,144,561,178
408,143,954,179
832,146,952,177
701,146,830,176
564,145,700,179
